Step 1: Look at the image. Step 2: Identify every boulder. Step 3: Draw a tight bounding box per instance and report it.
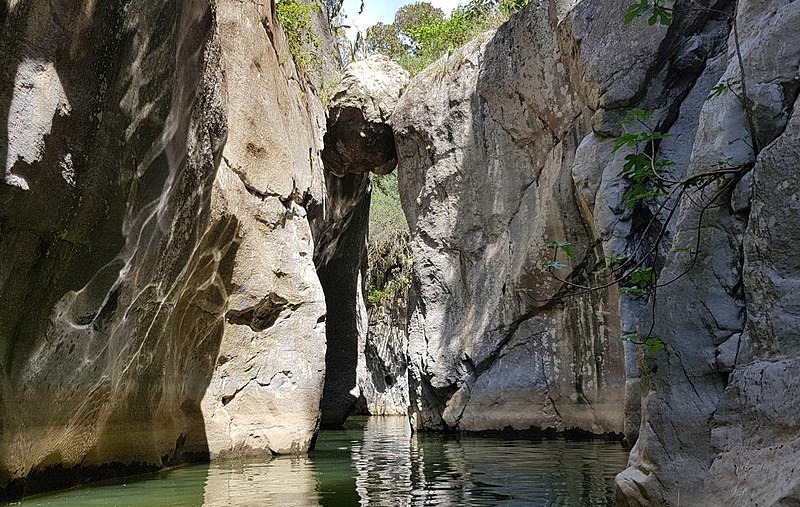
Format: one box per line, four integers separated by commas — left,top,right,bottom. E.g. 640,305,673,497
315,55,410,427
322,55,410,177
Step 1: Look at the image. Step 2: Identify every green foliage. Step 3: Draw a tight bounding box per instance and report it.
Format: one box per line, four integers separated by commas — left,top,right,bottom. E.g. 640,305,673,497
394,2,445,33
707,79,742,100
545,241,577,259
364,22,405,58
606,254,628,266
612,109,672,209
624,0,675,26
319,75,342,107
620,333,666,356
621,267,654,296
276,0,322,70
360,0,530,75
497,0,530,16
367,173,412,307
542,241,576,271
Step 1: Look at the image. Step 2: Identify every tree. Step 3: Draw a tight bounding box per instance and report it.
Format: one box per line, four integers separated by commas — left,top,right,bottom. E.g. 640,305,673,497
359,0,530,75
394,2,445,35
364,22,405,58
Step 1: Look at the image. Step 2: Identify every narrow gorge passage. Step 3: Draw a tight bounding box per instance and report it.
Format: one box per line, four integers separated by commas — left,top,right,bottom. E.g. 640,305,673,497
0,0,798,505
315,55,410,428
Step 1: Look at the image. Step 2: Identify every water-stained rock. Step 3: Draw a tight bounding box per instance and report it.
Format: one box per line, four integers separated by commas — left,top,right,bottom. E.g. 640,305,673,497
0,0,333,497
392,18,628,435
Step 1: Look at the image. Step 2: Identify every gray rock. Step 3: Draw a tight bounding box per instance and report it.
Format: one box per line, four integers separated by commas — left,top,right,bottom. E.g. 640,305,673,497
701,90,800,506
394,1,800,503
617,1,800,505
393,11,626,435
322,55,410,177
0,0,333,495
356,291,410,416
315,55,410,427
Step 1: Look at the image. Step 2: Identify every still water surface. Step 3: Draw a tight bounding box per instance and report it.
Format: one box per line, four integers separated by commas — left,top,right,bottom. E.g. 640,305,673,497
17,416,628,506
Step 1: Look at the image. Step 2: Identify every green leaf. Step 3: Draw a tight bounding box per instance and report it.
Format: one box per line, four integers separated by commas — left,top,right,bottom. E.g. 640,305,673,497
623,0,650,25
622,153,649,177
619,334,666,355
545,241,576,258
630,267,654,284
707,79,741,100
645,337,666,355
543,260,567,270
613,132,643,153
558,242,577,258
620,286,645,296
655,8,672,26
621,108,653,125
607,254,628,265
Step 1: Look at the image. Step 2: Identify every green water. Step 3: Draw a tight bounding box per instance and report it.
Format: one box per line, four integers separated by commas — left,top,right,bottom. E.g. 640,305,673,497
14,417,629,506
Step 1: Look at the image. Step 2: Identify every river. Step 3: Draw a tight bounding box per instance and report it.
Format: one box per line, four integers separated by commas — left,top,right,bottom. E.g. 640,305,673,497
15,416,628,506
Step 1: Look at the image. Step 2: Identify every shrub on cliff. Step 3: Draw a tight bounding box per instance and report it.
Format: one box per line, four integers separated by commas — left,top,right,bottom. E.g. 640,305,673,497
276,0,321,70
367,173,411,307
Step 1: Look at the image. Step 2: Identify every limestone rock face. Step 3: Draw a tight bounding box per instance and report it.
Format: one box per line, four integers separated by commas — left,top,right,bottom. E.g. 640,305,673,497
322,55,410,177
395,0,799,501
615,1,800,505
315,55,410,427
356,288,410,416
199,0,333,459
393,21,628,434
314,173,371,428
0,0,332,497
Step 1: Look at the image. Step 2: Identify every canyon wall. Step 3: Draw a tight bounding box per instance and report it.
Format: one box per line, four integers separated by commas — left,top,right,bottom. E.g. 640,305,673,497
394,0,799,503
1,0,797,503
617,0,800,505
0,0,335,497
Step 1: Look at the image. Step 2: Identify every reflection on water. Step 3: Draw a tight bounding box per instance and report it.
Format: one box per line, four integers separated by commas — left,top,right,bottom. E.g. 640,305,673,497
17,417,628,506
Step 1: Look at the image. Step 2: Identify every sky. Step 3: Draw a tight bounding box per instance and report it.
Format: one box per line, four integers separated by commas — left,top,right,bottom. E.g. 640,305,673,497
341,0,464,40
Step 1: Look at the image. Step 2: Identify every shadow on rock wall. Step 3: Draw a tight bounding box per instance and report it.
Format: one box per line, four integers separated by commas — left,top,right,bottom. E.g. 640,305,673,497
0,0,232,499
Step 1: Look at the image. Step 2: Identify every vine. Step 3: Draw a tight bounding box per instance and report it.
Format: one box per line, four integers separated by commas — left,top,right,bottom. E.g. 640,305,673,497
528,1,758,355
